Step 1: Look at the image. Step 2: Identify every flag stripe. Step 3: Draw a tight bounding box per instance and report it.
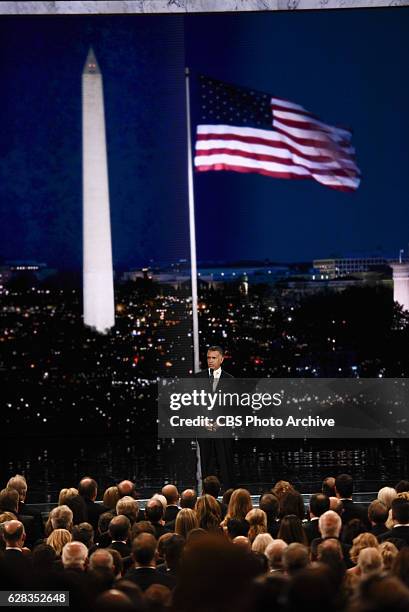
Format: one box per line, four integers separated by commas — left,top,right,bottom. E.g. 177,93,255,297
195,153,360,190
195,146,360,177
196,126,357,164
273,111,352,140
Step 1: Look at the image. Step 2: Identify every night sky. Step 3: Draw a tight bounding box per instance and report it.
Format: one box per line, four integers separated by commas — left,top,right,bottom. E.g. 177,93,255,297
0,7,408,270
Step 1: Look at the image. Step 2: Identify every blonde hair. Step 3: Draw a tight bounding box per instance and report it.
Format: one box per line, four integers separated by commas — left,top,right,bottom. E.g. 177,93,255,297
102,486,120,511
46,528,72,556
58,488,78,505
349,532,379,564
377,487,397,510
252,532,273,554
379,540,399,571
357,547,383,576
245,508,267,544
175,508,198,539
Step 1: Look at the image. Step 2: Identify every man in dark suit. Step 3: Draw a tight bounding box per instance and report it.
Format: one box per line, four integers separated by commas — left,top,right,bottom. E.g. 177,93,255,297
194,346,235,489
379,498,409,546
162,485,180,523
7,475,44,543
368,500,389,538
124,533,176,590
335,474,370,529
304,493,330,544
78,477,108,531
107,515,131,558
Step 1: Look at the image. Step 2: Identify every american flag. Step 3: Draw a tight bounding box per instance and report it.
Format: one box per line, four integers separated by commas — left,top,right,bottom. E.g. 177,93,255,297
194,76,361,192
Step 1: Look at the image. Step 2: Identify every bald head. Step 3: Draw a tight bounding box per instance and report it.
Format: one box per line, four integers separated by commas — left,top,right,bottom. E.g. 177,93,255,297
109,515,131,541
2,520,25,547
180,489,197,509
162,485,179,505
89,548,114,571
232,536,251,551
319,510,342,538
117,480,136,499
78,477,97,501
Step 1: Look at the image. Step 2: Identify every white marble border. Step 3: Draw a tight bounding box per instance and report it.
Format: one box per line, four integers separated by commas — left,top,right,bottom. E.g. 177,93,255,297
0,1,407,15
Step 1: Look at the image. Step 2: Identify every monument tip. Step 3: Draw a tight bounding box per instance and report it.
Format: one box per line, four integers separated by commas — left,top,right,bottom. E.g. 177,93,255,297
83,47,100,75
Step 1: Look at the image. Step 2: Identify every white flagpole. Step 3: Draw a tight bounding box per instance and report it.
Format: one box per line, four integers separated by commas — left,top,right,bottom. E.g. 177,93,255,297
185,67,200,374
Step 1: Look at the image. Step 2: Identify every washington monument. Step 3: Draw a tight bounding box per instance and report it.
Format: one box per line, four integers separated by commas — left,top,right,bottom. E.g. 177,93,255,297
82,48,115,333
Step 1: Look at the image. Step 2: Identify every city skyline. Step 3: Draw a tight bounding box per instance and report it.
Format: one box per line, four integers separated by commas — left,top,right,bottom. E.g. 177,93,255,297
0,8,408,268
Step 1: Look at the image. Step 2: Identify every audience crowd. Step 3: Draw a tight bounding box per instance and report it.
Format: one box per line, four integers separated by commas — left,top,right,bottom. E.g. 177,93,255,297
2,473,409,610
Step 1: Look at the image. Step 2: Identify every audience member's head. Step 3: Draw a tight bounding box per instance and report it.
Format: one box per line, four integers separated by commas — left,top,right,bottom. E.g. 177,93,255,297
132,533,157,567
117,480,137,499
180,489,197,509
163,533,185,572
226,488,252,521
161,484,179,505
0,488,19,513
47,505,73,535
46,528,72,556
116,496,139,524
71,522,94,548
61,541,88,570
109,515,131,542
349,532,379,565
322,476,336,497
396,480,409,494
89,548,114,572
278,514,308,545
202,476,221,499
271,480,293,501
98,512,115,535
282,542,309,575
2,520,25,548
378,486,398,510
145,499,164,524
358,547,383,577
392,497,409,525
78,477,98,502
309,493,330,518
131,520,155,539
251,532,273,554
175,508,199,539
335,473,353,499
318,510,342,539
258,492,279,524
279,490,305,520
265,538,288,571
369,500,389,525
195,494,221,532
58,487,79,505
103,486,120,511
245,508,267,543
379,540,399,572
6,475,27,502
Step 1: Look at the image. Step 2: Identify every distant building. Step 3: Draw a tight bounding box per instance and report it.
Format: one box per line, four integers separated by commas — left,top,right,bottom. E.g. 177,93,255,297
313,257,388,278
